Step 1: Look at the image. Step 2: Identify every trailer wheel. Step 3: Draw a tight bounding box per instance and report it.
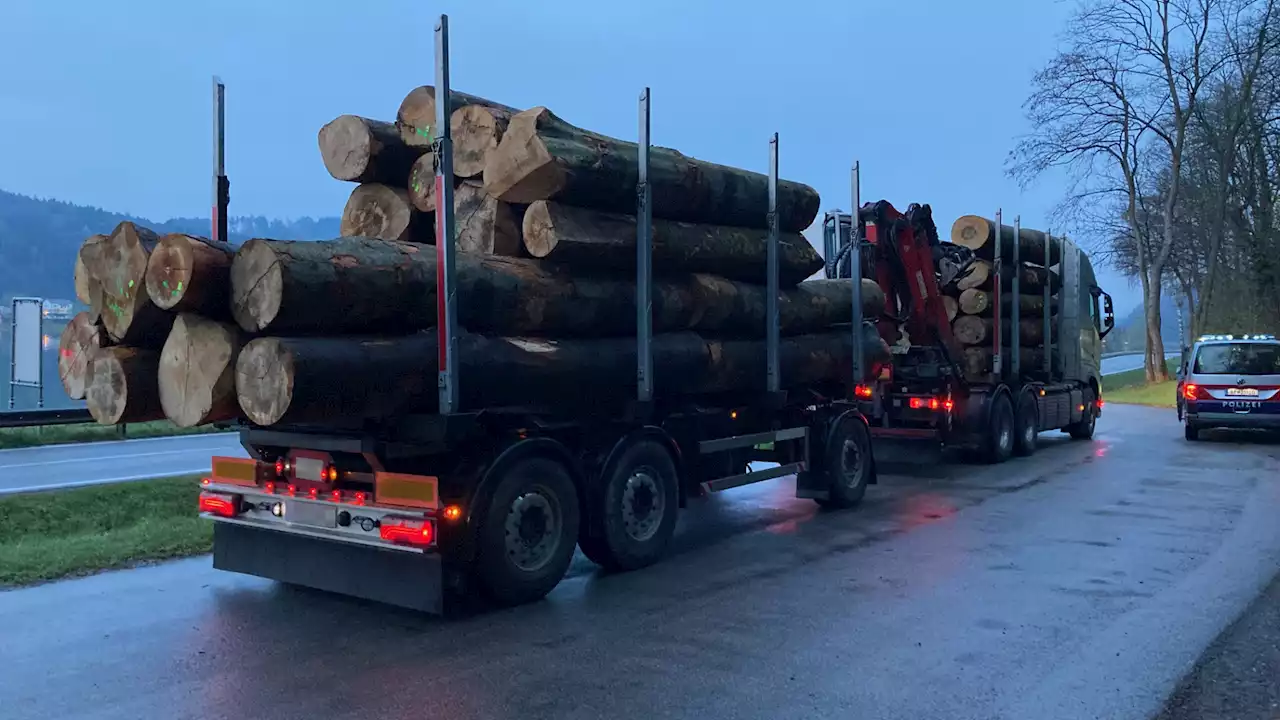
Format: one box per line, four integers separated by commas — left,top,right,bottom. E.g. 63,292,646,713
1067,397,1097,440
474,455,580,606
582,439,679,571
1013,393,1039,457
816,414,872,509
983,394,1015,464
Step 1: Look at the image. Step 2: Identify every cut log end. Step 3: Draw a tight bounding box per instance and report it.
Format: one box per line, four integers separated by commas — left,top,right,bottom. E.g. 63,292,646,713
74,234,107,306
235,337,296,426
956,260,991,292
397,86,440,149
408,153,440,212
943,295,959,322
483,107,566,203
340,183,430,244
58,312,107,400
959,288,991,315
452,105,511,178
159,314,243,427
950,215,991,250
230,240,285,333
318,115,380,182
521,200,557,258
144,237,195,310
455,181,521,256
86,347,163,425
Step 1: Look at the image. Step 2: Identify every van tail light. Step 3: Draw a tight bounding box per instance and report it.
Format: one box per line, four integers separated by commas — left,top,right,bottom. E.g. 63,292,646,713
198,492,239,518
1183,383,1198,400
380,518,436,547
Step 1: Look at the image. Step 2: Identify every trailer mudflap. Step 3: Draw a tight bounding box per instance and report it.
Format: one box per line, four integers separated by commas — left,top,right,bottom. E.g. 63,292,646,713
213,522,445,613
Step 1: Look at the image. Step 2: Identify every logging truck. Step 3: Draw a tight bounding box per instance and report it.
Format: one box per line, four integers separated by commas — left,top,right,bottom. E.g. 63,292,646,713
821,198,1117,464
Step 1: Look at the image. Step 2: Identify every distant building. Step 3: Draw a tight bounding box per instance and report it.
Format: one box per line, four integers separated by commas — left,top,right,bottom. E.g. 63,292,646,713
42,299,74,320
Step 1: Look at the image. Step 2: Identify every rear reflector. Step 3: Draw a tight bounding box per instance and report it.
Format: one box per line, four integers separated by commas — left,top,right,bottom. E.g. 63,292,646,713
211,456,259,487
375,472,439,509
380,518,436,547
198,492,239,518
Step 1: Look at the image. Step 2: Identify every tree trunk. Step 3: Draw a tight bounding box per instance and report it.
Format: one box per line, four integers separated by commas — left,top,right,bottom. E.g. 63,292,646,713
961,346,1050,378
452,105,513,178
236,330,887,427
159,314,244,427
942,295,958,321
86,346,164,424
956,259,991,291
144,233,235,316
95,222,175,346
958,288,1059,316
483,107,820,233
455,181,522,256
340,184,433,244
75,234,107,319
318,115,427,186
396,86,518,150
693,276,884,336
950,215,1065,265
952,316,1057,346
229,237,871,337
57,312,108,400
521,200,823,286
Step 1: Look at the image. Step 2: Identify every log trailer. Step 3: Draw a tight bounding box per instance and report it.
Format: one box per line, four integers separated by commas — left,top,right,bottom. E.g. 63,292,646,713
196,16,881,613
821,181,1117,464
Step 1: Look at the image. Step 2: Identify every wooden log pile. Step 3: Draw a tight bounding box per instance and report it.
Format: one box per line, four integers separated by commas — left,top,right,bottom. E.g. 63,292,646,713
945,215,1063,381
62,86,891,430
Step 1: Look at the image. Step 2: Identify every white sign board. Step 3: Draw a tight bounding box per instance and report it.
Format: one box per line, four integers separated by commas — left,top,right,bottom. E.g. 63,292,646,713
11,297,43,387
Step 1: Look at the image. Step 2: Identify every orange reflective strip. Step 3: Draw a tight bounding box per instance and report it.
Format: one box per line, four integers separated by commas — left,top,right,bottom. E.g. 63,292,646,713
375,472,439,509
211,456,259,487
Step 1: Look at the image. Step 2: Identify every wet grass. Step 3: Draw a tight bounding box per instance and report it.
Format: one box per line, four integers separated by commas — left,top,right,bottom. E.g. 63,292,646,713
1103,359,1179,409
0,420,220,450
0,475,211,587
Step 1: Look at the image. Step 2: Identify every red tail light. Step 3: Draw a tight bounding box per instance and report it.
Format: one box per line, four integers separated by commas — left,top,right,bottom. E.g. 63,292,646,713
380,518,435,547
1183,383,1197,400
274,458,285,476
855,384,874,399
198,492,238,518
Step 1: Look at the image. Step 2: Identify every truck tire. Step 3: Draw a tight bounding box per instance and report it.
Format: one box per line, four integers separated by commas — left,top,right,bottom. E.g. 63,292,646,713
983,394,1015,464
1067,397,1097,440
474,455,580,606
581,439,679,571
816,414,872,509
1014,392,1039,457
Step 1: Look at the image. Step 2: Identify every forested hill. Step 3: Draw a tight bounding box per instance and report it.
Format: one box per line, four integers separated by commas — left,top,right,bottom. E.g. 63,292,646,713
0,190,340,302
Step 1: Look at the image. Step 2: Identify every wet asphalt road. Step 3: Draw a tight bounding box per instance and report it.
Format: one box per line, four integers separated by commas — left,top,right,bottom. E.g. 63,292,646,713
2,404,1279,720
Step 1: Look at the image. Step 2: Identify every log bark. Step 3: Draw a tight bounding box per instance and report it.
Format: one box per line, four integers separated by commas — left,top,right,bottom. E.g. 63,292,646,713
230,237,869,338
521,200,823,286
236,330,890,427
942,295,958,321
144,233,234,316
86,346,164,424
693,276,885,336
952,316,1058,346
396,86,518,150
340,183,433,244
956,259,990,292
96,222,175,346
58,312,108,400
961,346,1052,378
159,314,244,427
455,181,522,256
75,234,107,318
483,107,821,232
959,288,1060,317
452,105,513,178
318,115,427,186
950,215,1065,266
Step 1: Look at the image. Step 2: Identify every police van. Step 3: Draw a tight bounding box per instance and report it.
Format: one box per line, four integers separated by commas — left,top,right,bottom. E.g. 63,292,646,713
1181,334,1280,440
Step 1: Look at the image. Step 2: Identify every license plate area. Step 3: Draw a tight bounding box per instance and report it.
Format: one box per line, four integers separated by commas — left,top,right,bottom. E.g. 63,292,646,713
284,501,337,528
1226,387,1259,396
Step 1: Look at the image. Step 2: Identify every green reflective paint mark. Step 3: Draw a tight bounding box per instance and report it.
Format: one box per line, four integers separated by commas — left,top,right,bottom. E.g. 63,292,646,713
416,126,434,141
162,280,169,289
128,280,134,288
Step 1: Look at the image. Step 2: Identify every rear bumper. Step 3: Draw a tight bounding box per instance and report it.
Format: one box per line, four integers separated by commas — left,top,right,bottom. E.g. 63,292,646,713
212,521,445,613
1186,412,1280,430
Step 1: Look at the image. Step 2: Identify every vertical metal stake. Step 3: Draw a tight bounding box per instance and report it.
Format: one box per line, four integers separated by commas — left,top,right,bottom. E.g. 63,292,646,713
1043,230,1052,375
211,77,228,245
765,134,781,394
434,15,460,414
849,162,864,387
1011,215,1021,377
636,88,654,403
992,209,1004,378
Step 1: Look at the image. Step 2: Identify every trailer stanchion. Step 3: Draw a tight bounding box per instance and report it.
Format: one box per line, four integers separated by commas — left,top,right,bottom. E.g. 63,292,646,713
211,77,228,245
636,88,653,404
992,208,1004,378
1043,229,1053,375
1011,215,1021,376
849,161,864,387
434,15,460,414
765,134,780,395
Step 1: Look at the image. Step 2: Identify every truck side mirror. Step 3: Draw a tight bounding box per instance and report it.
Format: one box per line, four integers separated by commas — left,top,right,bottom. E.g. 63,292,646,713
1100,292,1115,339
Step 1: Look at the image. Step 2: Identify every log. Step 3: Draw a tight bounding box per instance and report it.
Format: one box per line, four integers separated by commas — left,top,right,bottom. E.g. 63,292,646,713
951,215,1065,266
959,288,1061,317
340,183,433,244
452,105,513,178
144,233,234,316
952,316,1058,346
85,346,164,424
1004,263,1061,294
230,237,869,338
396,86,518,150
236,329,890,427
318,115,427,186
942,295,959,322
693,276,885,336
58,312,108,400
956,260,990,292
159,314,244,427
96,222,175,346
75,234,107,317
958,288,990,315
455,181,522,256
961,346,1053,378
407,152,451,212
521,201,824,286
483,107,821,232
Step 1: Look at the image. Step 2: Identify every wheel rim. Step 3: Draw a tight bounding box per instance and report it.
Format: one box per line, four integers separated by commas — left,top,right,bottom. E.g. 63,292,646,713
621,468,664,542
1022,412,1035,446
840,436,865,488
503,487,562,572
998,407,1013,452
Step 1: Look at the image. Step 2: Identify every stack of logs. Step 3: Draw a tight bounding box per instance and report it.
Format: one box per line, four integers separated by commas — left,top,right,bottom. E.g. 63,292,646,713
60,86,891,430
944,215,1063,380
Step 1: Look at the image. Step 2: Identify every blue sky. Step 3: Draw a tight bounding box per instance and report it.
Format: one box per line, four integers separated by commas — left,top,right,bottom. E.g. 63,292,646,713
0,0,1142,314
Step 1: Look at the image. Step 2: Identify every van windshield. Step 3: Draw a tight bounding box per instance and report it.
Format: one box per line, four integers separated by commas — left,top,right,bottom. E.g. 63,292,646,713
1192,342,1280,375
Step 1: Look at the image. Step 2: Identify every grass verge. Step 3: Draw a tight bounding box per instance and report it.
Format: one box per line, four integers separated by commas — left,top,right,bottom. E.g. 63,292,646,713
1103,358,1179,409
0,420,221,451
0,475,211,587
